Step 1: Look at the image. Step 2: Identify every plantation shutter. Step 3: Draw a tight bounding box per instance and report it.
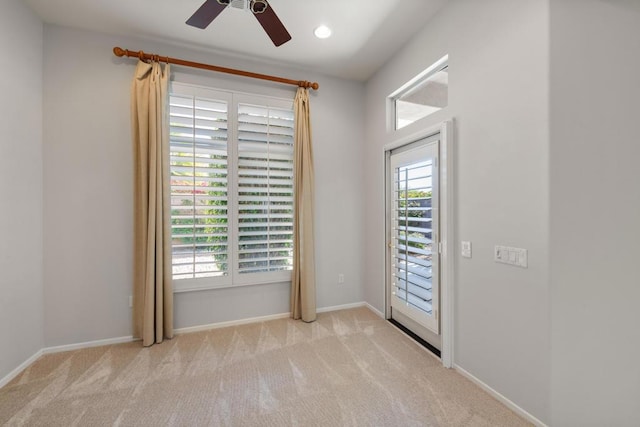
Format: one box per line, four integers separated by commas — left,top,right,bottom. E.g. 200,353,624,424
237,103,295,274
169,92,229,280
389,136,440,334
393,163,434,315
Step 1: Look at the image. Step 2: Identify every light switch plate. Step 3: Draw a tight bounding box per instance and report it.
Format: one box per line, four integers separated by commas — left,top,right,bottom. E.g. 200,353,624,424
461,241,472,258
494,245,528,268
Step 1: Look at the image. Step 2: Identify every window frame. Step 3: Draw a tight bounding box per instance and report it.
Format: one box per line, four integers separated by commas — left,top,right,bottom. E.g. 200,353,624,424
170,82,295,293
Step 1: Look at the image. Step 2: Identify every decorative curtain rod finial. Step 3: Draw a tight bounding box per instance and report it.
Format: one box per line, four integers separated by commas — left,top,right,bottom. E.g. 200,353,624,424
298,81,320,90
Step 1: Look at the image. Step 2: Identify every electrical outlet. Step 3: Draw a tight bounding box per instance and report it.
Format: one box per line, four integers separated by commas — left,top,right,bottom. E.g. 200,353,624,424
338,273,345,284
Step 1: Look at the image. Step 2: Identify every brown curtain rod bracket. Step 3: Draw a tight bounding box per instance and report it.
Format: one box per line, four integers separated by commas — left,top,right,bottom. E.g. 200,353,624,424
113,47,319,91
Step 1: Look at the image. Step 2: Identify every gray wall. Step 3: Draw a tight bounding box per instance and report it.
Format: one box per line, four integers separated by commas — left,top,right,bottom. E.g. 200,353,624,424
363,0,550,423
0,0,44,381
550,1,640,425
11,4,640,424
42,25,366,346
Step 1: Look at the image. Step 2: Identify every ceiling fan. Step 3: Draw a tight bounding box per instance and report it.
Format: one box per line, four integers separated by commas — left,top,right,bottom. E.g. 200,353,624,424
186,0,292,47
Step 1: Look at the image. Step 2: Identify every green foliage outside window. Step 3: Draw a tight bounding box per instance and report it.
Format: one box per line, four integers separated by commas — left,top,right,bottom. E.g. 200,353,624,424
398,189,432,252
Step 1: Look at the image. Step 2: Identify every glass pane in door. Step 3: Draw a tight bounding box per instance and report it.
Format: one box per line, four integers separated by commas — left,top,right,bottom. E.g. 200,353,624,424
389,140,439,334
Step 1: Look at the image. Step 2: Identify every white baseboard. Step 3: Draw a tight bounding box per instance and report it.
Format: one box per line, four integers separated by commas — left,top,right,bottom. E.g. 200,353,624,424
175,312,291,334
454,364,548,427
317,302,366,314
0,349,43,389
43,336,139,355
176,302,370,334
364,302,385,318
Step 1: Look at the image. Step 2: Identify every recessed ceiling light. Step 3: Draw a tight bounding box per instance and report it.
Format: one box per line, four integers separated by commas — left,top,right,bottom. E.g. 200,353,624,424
314,25,332,39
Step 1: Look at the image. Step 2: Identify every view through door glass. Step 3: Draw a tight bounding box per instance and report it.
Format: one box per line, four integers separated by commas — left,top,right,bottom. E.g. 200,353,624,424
390,140,439,335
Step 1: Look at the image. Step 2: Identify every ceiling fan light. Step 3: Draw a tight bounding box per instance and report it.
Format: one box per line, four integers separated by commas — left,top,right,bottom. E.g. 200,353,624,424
314,25,332,39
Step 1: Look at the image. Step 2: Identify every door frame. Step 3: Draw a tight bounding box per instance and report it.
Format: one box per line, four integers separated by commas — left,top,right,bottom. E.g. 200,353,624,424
383,119,455,368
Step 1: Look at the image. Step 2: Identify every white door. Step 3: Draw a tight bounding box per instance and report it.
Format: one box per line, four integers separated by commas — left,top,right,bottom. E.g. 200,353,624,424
389,139,440,334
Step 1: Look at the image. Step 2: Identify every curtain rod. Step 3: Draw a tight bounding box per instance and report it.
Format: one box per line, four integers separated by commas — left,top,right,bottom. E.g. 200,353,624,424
113,47,319,91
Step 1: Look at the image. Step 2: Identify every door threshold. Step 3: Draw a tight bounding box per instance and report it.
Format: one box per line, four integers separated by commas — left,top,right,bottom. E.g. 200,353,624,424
388,318,441,358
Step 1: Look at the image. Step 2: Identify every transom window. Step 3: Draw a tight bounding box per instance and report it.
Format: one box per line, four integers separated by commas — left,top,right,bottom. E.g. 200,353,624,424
169,83,294,291
390,56,449,130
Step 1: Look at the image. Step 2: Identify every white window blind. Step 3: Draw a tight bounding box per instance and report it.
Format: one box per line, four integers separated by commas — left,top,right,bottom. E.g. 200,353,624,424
388,138,440,334
237,103,294,274
169,83,294,290
393,160,434,315
170,93,229,281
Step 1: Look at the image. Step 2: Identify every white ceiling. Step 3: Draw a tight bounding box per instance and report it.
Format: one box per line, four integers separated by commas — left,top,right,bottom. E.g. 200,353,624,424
23,0,447,81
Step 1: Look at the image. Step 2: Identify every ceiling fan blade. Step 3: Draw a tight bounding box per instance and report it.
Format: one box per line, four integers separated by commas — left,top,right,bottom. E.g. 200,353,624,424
186,0,227,29
252,2,292,47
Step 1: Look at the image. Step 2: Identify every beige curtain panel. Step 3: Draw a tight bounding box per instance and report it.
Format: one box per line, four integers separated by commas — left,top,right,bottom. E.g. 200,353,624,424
291,88,317,322
131,60,174,346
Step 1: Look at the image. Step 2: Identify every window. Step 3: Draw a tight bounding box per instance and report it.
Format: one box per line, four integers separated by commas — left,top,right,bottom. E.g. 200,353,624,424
169,83,294,291
237,103,295,275
390,56,448,130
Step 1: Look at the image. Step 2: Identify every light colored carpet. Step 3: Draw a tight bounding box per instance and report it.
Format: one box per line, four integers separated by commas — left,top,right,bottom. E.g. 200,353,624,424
0,307,529,426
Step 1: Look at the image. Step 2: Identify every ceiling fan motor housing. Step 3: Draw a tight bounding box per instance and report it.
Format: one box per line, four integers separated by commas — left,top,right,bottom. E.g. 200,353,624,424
229,0,247,10
226,0,268,14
